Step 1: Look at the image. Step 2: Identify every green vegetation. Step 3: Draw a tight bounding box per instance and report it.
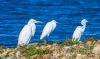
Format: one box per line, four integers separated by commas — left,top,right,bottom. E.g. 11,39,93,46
26,46,52,56
85,37,97,43
72,38,80,45
65,38,80,46
17,45,52,58
65,39,73,46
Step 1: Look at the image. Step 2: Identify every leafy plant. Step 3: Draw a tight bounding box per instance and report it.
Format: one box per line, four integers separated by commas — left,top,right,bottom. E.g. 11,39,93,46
43,36,48,45
26,45,52,56
72,38,80,45
65,39,73,46
89,45,95,49
52,41,61,45
86,37,97,42
44,40,48,45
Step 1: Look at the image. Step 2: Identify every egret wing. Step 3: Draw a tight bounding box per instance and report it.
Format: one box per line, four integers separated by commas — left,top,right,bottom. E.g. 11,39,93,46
40,22,53,39
31,24,36,36
51,22,56,32
18,25,32,46
72,26,82,41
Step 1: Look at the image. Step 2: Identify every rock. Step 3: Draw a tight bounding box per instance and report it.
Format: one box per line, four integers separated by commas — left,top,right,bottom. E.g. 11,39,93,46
86,41,93,46
40,45,47,50
65,53,71,59
30,55,38,59
30,55,42,59
82,55,87,59
46,45,52,50
27,43,40,48
17,56,26,59
94,55,100,59
7,56,16,59
94,40,100,46
1,48,15,57
16,51,21,59
43,54,51,59
76,54,82,59
0,56,6,59
35,46,40,49
9,52,15,56
47,44,60,51
88,58,94,59
52,51,59,59
60,56,66,59
52,44,61,51
59,51,65,57
1,51,8,56
93,45,100,55
62,46,70,53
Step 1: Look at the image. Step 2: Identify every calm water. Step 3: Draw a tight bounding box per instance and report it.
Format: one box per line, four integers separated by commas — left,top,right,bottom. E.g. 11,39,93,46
0,0,100,48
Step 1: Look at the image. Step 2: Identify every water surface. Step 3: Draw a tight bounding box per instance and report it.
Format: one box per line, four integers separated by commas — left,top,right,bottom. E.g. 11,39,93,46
0,0,100,48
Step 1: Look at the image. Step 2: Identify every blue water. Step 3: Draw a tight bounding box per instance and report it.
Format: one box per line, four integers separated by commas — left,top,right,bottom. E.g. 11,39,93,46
0,0,100,48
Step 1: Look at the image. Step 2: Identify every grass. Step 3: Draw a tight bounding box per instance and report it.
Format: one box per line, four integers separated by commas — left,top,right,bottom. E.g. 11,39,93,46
26,46,52,55
65,38,80,46
85,37,97,42
17,45,52,58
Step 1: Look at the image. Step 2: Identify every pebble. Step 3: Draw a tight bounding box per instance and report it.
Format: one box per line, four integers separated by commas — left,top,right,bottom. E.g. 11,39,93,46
7,56,16,59
76,54,82,59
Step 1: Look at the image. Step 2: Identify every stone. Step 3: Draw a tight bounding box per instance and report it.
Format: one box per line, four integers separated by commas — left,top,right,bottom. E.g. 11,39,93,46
16,51,21,59
9,52,15,56
82,55,87,59
92,45,100,55
65,53,71,59
7,56,16,59
52,51,59,59
94,55,100,59
62,46,70,52
94,40,100,46
86,41,93,46
40,45,47,50
46,45,52,49
76,54,82,59
43,54,51,59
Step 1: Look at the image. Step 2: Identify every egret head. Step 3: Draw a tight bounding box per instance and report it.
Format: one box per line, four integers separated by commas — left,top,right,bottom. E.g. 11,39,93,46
28,18,42,24
51,20,58,23
81,19,88,26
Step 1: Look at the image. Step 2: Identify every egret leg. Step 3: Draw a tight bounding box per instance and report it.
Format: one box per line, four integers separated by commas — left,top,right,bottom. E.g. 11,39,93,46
44,36,48,45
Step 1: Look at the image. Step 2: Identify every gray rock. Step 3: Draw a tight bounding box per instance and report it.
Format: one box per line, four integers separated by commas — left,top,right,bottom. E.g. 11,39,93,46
7,56,16,59
0,56,6,59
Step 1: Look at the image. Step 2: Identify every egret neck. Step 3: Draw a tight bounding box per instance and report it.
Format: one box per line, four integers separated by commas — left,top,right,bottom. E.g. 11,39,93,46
82,23,86,32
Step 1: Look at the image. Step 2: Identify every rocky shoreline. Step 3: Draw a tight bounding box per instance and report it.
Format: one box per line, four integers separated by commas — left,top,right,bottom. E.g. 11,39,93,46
0,38,100,59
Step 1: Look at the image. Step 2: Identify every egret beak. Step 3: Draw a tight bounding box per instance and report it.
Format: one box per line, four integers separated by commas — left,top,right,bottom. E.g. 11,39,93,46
55,21,58,23
37,21,43,23
86,20,88,22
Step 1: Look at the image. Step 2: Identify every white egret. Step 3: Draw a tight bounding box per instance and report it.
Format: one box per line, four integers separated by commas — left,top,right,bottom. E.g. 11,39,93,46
72,19,88,41
40,20,57,44
17,18,42,48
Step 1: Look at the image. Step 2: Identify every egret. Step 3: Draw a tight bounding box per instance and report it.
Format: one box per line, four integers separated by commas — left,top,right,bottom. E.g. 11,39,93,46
17,18,42,48
40,20,57,44
72,19,88,41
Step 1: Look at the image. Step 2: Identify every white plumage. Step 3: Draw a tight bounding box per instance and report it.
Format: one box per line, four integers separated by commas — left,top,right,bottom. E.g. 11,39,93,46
72,19,88,41
17,19,42,47
40,20,57,39
18,25,32,46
